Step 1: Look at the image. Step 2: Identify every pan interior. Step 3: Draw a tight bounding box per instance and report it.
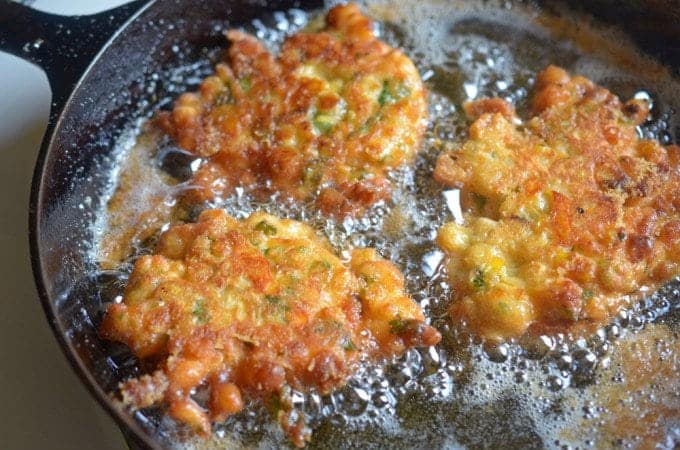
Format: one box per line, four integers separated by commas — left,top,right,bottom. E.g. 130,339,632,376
48,0,679,448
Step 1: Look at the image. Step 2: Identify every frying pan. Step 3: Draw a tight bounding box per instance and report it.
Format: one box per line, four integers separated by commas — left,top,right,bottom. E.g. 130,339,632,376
0,0,678,448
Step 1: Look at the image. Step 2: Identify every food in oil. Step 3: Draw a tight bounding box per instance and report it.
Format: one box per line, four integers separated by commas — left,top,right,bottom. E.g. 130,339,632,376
87,1,680,448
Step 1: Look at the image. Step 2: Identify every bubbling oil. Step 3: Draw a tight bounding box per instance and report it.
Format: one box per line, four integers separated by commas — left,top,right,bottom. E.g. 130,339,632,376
87,1,680,448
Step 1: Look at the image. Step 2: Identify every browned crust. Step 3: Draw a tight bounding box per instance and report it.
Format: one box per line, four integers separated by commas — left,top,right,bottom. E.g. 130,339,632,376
435,65,679,341
101,209,439,445
156,2,427,218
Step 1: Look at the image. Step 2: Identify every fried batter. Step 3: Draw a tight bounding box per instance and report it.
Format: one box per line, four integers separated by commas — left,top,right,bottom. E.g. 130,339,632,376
100,209,439,446
434,65,680,341
155,3,427,217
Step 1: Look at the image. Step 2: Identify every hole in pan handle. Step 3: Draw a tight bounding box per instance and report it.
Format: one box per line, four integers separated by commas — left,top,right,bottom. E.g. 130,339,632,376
0,0,149,119
0,1,152,449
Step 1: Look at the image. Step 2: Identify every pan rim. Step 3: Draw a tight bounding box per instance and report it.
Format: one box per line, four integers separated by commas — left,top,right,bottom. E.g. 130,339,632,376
27,1,162,448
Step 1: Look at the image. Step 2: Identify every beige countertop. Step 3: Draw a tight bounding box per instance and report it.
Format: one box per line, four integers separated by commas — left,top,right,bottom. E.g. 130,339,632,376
0,1,133,448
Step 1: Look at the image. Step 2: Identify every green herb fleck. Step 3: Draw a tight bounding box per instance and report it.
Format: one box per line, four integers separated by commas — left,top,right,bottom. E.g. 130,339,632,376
238,77,251,92
378,81,392,106
311,260,332,272
296,245,310,255
268,394,283,415
264,246,284,258
342,339,357,351
254,220,277,236
361,273,377,285
351,169,369,181
378,80,410,106
313,319,343,335
266,295,282,304
359,114,379,134
265,295,290,323
213,87,233,106
472,193,487,211
472,269,486,290
389,317,410,335
582,289,594,300
313,114,335,135
192,298,209,324
562,305,579,321
303,164,322,185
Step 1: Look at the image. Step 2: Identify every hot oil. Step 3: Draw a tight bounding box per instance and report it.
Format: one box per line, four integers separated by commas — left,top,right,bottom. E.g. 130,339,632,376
86,1,680,448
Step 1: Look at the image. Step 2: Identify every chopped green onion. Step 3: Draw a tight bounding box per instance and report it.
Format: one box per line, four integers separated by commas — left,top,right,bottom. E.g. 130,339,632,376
342,339,357,351
313,114,335,135
213,87,233,106
472,268,486,290
192,298,209,324
389,317,409,335
238,77,251,92
378,80,410,106
254,220,277,236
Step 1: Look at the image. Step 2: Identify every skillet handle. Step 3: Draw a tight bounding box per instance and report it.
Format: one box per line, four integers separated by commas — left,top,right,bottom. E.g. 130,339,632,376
0,0,148,116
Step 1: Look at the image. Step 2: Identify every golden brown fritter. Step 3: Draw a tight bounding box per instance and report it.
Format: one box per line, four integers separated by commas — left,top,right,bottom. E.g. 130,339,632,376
434,65,680,342
100,209,439,446
155,3,427,217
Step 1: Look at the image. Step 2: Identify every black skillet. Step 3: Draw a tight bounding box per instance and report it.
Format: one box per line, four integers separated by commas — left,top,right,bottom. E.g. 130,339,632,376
0,0,678,448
